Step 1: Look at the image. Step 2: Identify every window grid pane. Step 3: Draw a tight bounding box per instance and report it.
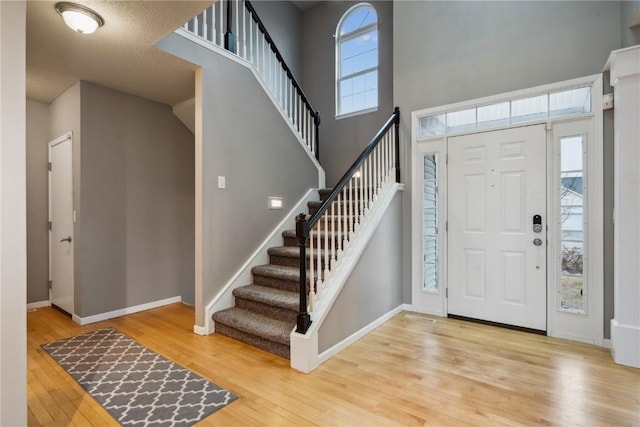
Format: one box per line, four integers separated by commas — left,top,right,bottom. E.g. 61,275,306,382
337,5,378,116
423,154,439,293
560,136,586,314
417,86,592,138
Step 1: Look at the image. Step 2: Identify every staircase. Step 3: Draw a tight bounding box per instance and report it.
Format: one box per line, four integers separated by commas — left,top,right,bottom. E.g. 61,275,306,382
212,189,335,359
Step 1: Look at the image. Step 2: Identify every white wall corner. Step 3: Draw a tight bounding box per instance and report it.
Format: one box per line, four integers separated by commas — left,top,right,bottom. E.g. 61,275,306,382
610,320,640,368
290,328,319,373
193,324,207,336
608,45,640,370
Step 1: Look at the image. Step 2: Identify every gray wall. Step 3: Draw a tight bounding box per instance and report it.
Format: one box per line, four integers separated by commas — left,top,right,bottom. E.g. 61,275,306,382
252,0,303,80
48,82,83,313
319,191,403,353
28,81,195,315
79,81,195,315
621,1,640,47
302,0,394,186
26,100,51,303
158,33,319,325
394,1,627,335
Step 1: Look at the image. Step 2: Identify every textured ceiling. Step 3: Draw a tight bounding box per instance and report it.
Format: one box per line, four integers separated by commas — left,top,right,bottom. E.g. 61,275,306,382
27,0,213,106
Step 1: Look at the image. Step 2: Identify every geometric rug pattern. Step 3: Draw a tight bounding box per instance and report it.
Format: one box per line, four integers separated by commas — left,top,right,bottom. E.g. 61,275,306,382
42,328,237,426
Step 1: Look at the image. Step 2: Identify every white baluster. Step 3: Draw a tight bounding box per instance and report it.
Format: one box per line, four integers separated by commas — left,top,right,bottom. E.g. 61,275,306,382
363,159,369,216
377,143,382,192
346,180,352,242
309,227,315,311
323,211,329,281
367,156,372,208
316,220,322,297
385,134,390,182
234,0,239,52
242,2,247,59
373,145,378,200
219,0,224,47
330,197,336,268
337,191,344,259
201,9,207,40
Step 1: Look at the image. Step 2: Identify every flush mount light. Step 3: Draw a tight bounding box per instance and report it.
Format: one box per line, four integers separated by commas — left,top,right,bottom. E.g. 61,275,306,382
55,2,104,34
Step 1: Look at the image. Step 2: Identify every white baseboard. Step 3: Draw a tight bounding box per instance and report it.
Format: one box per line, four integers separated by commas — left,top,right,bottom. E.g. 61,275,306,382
318,304,405,365
610,319,640,368
603,338,612,349
27,300,51,310
193,325,207,336
72,296,182,325
402,304,446,318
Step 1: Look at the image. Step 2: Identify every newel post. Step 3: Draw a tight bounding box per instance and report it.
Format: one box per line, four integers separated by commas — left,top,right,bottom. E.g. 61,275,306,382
295,213,312,333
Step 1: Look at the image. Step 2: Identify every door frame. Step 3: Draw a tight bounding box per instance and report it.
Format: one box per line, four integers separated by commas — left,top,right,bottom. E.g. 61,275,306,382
410,74,604,345
48,132,75,314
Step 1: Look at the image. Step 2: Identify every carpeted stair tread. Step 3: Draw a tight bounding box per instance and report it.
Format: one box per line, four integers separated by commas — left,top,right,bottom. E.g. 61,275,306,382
213,307,294,346
233,284,298,311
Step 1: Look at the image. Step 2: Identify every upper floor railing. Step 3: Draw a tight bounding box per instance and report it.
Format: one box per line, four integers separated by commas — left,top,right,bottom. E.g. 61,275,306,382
182,0,321,160
294,108,400,334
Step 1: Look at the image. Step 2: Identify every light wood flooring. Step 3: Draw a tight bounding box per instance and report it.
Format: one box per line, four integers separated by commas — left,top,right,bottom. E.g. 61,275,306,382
28,303,639,426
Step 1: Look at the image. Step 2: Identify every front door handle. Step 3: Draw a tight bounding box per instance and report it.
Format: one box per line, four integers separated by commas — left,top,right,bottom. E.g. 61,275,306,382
60,236,72,243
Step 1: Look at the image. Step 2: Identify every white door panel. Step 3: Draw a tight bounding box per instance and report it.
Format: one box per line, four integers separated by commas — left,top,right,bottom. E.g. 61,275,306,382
50,135,74,315
448,125,547,330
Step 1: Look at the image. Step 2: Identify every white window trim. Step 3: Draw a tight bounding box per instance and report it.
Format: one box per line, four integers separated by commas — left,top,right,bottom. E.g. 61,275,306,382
410,74,604,346
410,139,448,317
335,3,379,118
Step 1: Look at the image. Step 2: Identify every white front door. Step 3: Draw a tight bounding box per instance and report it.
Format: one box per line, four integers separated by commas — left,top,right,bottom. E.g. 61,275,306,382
448,125,547,330
49,134,74,315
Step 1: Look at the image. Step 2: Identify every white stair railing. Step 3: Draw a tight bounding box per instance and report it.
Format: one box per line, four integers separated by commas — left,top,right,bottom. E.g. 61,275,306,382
294,108,400,334
181,0,320,160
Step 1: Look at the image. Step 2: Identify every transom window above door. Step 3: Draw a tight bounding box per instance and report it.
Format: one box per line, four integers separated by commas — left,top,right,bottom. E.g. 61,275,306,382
418,86,592,138
336,3,378,117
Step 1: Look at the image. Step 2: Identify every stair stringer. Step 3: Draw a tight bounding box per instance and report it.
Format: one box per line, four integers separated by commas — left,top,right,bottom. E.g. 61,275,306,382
196,189,320,336
290,182,404,373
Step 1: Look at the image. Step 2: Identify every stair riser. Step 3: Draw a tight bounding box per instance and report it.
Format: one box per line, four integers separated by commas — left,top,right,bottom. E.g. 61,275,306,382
269,253,329,269
235,298,298,323
283,235,345,249
253,274,311,293
308,204,365,217
215,323,290,359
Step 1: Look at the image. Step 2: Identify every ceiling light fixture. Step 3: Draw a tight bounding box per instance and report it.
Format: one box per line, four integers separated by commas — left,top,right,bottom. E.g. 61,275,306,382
55,2,104,34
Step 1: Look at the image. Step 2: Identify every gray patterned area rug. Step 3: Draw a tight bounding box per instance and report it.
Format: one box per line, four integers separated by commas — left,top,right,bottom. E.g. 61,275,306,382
42,327,237,426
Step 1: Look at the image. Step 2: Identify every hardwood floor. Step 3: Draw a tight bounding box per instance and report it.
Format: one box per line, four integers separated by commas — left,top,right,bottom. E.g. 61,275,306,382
27,303,639,426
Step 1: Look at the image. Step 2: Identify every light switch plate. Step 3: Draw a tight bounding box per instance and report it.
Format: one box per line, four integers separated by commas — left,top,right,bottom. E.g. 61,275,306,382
218,176,226,189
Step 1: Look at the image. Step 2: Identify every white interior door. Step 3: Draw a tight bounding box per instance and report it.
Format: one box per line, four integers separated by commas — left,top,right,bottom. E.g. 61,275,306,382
49,134,74,314
448,125,547,330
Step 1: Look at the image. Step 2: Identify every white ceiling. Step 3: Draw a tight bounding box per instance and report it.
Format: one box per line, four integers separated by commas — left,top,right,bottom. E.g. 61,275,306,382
27,0,213,106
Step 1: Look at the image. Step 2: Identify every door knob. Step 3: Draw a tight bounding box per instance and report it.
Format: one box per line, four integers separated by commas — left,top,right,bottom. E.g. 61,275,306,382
533,238,542,246
60,236,72,243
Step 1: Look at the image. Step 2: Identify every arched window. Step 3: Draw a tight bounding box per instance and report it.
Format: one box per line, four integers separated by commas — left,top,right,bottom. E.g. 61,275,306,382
336,4,378,117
